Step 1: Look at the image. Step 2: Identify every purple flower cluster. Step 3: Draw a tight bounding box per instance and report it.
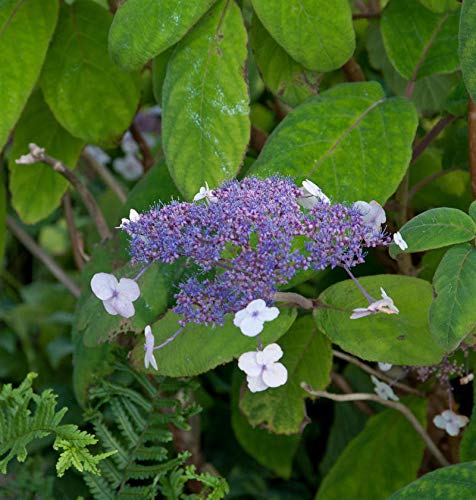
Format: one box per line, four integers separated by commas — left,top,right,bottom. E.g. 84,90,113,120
122,176,389,327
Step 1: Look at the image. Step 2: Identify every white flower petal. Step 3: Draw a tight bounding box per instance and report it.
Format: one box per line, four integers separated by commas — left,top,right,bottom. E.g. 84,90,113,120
446,422,460,437
238,317,264,337
145,352,158,371
111,296,135,318
302,179,330,204
117,278,140,302
238,352,262,377
102,297,119,316
247,374,268,393
129,209,140,222
91,272,118,300
193,187,206,201
433,415,447,430
259,306,279,322
259,343,283,364
393,231,408,251
145,325,155,350
369,200,386,226
350,308,373,319
457,415,469,428
441,410,454,422
121,131,138,154
246,299,267,314
233,309,249,327
262,362,288,388
378,362,393,372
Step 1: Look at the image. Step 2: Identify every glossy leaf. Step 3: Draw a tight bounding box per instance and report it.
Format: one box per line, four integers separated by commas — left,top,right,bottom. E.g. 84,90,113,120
162,0,250,200
41,1,140,145
316,398,427,500
0,0,58,151
314,275,444,366
239,316,332,435
381,0,459,80
460,0,476,101
389,208,476,258
130,308,297,377
389,462,476,499
9,91,84,224
429,244,476,351
250,0,354,72
251,82,418,204
250,16,319,108
108,0,216,71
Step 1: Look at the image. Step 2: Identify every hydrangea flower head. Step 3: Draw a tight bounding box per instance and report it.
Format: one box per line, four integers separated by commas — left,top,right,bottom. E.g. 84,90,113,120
90,272,140,318
433,410,469,436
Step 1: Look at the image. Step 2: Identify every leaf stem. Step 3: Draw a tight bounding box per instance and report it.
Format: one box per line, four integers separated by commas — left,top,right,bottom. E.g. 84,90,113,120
411,114,457,164
130,123,154,172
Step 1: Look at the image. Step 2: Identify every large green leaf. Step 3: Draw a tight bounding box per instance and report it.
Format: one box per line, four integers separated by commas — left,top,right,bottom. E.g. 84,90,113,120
239,316,332,435
0,175,5,267
108,0,215,71
315,398,427,500
460,0,476,101
314,275,445,365
41,1,140,145
9,91,84,224
461,381,476,462
251,82,418,204
419,0,459,13
381,0,459,80
0,0,58,152
250,0,354,72
429,244,476,351
130,308,297,377
389,208,476,258
162,0,250,200
389,462,476,499
231,372,300,479
250,15,319,108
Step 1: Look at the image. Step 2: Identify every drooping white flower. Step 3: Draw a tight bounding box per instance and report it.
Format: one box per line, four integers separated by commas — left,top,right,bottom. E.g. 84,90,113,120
116,209,140,229
393,231,408,251
113,154,144,181
90,272,140,318
298,179,330,208
193,182,218,203
433,410,469,437
233,299,280,337
378,362,393,372
350,288,399,319
144,325,158,370
371,375,399,401
353,200,386,232
238,343,288,392
85,145,111,165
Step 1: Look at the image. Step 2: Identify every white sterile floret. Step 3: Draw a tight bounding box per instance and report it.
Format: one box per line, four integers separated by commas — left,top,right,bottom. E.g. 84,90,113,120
193,182,218,203
371,375,399,401
353,200,386,232
121,131,139,155
90,272,140,318
350,288,399,319
113,154,144,181
298,179,330,208
233,299,280,337
85,145,111,165
378,362,393,372
393,231,408,251
116,208,140,229
238,343,288,392
433,410,469,437
144,325,158,370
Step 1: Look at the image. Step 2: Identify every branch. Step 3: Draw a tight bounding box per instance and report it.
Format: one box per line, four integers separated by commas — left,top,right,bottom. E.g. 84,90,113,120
16,144,112,240
411,114,457,164
332,349,423,396
7,215,81,298
331,372,374,416
352,12,380,19
272,291,314,310
62,193,88,270
469,98,476,199
302,384,450,468
130,123,154,172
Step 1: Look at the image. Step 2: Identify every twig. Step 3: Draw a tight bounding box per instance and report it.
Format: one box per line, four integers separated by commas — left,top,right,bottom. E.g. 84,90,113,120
409,167,459,200
332,349,424,396
354,0,368,14
7,215,81,298
81,149,127,203
16,144,112,240
342,58,366,82
411,114,456,164
469,98,476,199
302,384,450,468
130,123,154,172
272,291,314,310
352,12,380,19
62,193,86,270
331,372,374,416
394,172,414,275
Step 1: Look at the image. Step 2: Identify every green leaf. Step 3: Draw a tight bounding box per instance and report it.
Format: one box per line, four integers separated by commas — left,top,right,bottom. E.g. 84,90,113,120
389,462,476,499
250,0,354,72
9,91,84,224
470,201,476,223
381,0,459,80
162,0,250,200
108,0,216,71
130,308,297,377
251,82,418,204
250,15,319,108
315,398,427,500
41,1,140,145
460,380,476,462
231,372,300,479
0,0,58,151
429,244,476,351
314,275,444,365
151,48,173,105
419,0,460,13
389,208,476,258
239,316,332,435
0,175,5,267
460,0,476,101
